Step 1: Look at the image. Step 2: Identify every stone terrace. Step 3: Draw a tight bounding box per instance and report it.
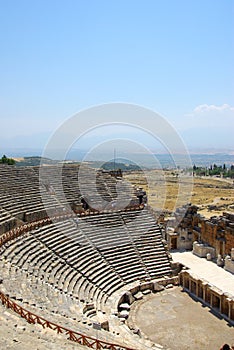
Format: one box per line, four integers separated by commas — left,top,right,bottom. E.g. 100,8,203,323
0,164,141,228
0,208,171,349
0,164,171,349
0,209,171,311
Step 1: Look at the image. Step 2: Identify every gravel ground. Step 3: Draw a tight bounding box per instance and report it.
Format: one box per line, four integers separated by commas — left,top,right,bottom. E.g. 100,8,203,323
129,287,234,350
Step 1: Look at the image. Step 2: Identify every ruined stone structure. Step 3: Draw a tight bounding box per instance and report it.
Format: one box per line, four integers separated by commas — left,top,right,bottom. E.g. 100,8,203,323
0,164,233,348
0,164,171,349
197,212,234,257
166,205,199,251
166,205,234,261
0,164,146,228
165,204,234,324
179,270,234,322
224,248,234,274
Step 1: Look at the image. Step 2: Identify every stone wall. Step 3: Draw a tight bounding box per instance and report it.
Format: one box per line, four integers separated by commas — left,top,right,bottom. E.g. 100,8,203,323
199,213,234,257
192,241,216,259
166,205,234,259
224,248,234,274
179,270,234,323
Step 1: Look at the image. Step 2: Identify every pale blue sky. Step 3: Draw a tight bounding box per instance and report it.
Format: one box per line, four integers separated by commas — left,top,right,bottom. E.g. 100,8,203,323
0,0,233,152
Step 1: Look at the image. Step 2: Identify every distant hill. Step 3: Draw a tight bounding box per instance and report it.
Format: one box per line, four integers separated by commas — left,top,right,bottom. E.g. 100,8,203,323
87,161,142,171
102,161,141,171
15,156,58,166
14,157,142,171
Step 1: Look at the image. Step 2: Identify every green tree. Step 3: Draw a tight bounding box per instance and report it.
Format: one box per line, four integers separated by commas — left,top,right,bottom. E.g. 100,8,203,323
0,155,15,165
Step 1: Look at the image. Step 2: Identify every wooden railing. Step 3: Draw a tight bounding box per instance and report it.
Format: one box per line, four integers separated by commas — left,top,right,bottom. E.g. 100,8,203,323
0,214,137,350
0,290,136,349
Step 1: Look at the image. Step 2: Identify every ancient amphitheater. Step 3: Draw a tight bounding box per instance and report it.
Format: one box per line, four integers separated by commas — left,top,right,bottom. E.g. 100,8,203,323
0,164,233,350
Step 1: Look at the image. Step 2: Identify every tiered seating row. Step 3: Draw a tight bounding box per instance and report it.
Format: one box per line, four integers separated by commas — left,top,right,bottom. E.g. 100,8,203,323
0,209,171,311
0,208,17,234
121,211,171,278
0,164,140,224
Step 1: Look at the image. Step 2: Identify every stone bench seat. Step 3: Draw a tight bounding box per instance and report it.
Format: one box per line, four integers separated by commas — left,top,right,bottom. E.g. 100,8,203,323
8,241,43,266
0,181,172,327
71,274,92,299
67,248,100,268
60,269,79,292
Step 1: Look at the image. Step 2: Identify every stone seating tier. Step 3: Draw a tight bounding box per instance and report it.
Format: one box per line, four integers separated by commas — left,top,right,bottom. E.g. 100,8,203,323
0,209,171,310
0,164,140,229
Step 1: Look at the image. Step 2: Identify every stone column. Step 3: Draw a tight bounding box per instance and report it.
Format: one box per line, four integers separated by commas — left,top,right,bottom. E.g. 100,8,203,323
227,298,233,321
220,295,224,315
188,278,192,293
195,280,199,297
228,299,232,320
231,248,234,261
218,296,221,313
210,292,213,308
179,272,183,286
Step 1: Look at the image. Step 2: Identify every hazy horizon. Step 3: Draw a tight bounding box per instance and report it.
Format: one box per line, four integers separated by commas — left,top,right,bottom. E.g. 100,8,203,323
2,147,233,170
0,1,233,153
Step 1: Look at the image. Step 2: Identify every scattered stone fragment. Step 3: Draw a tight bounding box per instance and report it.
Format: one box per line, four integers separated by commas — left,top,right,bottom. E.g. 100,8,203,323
119,303,130,310
134,291,143,300
142,289,151,295
153,283,164,292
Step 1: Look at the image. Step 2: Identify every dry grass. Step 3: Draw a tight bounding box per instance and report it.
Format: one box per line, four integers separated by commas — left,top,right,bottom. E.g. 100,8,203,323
124,170,234,218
